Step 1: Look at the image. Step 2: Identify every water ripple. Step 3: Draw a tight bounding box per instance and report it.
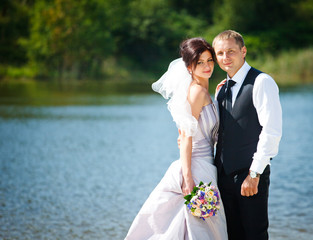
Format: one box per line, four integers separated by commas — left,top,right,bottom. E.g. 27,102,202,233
0,92,313,239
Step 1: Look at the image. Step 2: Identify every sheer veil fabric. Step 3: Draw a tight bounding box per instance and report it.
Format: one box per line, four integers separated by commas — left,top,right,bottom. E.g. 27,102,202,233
152,58,198,137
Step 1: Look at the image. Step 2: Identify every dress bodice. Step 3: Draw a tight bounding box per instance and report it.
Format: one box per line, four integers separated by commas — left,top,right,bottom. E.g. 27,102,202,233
191,101,219,160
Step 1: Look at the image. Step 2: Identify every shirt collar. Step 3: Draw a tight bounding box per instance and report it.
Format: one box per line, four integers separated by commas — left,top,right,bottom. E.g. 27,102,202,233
227,61,251,85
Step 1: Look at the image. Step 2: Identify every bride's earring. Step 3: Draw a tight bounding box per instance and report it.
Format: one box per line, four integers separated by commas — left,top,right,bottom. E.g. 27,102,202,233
187,67,192,75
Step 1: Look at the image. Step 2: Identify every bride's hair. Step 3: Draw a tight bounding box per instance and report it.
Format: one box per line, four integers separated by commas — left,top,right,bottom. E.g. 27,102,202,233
180,37,215,70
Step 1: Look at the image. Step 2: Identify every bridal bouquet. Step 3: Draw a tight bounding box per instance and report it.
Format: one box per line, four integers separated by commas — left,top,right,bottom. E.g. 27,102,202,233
184,181,221,220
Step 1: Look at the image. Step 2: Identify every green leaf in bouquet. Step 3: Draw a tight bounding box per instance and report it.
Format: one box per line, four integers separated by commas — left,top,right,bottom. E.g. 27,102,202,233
184,194,192,201
192,186,199,193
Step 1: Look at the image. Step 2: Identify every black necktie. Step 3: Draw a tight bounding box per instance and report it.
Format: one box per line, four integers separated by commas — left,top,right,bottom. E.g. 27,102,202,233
224,79,236,113
221,80,236,129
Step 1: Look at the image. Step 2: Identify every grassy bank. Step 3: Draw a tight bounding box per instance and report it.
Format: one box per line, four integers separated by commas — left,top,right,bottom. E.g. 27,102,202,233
249,47,313,87
1,48,312,97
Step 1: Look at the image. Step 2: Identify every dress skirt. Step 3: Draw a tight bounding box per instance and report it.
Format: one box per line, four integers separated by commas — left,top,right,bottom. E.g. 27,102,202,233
125,157,228,240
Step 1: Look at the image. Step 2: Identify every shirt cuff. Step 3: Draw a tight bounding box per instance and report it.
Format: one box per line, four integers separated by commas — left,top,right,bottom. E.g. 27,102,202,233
250,158,271,174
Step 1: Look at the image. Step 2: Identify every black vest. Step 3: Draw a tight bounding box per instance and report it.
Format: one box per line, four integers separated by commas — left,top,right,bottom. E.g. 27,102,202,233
215,67,263,175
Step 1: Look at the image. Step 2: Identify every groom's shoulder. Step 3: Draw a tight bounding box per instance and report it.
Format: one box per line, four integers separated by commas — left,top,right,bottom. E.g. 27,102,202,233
251,67,279,91
250,66,276,84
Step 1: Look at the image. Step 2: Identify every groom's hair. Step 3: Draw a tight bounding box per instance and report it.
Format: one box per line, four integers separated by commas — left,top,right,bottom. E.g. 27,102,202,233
212,30,245,49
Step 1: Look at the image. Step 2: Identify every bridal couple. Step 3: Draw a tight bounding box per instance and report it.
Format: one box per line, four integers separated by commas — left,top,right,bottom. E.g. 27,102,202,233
125,30,282,240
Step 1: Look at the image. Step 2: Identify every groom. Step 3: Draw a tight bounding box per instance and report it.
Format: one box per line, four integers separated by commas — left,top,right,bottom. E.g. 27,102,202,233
213,30,282,240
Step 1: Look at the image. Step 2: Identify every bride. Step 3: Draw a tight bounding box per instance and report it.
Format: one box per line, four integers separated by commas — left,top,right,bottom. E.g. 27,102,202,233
125,38,228,239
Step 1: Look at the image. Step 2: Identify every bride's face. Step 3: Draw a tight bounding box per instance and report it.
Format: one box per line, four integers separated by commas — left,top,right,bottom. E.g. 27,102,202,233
189,50,214,81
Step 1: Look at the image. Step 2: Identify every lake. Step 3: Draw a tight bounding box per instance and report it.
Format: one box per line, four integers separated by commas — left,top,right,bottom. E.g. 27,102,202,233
0,86,313,239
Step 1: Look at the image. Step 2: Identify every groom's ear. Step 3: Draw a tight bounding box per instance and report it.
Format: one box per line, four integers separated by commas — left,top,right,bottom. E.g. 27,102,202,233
241,46,247,58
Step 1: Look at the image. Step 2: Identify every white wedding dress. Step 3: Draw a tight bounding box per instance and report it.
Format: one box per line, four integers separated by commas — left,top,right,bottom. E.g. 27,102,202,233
125,102,228,240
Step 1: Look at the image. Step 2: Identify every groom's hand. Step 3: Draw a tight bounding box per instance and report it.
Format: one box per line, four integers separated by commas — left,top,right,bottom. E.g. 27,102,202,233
241,175,260,197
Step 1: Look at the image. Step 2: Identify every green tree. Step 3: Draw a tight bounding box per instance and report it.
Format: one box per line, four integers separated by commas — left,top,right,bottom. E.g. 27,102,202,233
2,0,312,81
169,0,215,23
213,0,291,32
211,0,313,57
0,0,33,65
23,0,115,79
114,0,205,71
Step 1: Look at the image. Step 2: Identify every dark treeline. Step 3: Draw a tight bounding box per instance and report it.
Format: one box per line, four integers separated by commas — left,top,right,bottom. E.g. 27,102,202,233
1,0,313,81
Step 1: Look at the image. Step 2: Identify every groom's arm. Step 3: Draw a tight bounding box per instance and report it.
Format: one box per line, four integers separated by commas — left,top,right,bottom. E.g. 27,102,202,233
251,73,282,174
241,73,282,197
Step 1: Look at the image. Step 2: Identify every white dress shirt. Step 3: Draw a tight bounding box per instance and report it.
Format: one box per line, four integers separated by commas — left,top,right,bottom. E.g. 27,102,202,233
222,61,282,174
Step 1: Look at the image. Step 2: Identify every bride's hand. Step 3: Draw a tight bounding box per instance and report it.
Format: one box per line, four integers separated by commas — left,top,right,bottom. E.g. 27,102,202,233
182,176,195,195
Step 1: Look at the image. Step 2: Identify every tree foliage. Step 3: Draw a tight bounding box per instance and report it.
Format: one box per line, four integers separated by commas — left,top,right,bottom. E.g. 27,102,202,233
1,0,313,80
21,0,115,79
0,0,33,65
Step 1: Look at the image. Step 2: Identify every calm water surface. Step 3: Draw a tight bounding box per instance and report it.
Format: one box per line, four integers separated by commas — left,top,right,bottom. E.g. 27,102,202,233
0,88,313,239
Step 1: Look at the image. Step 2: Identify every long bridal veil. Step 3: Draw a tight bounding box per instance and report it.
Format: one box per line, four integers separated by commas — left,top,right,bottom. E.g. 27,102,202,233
152,58,198,137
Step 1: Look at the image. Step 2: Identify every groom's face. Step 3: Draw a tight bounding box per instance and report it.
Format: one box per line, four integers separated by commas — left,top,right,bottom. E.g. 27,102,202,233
214,38,247,78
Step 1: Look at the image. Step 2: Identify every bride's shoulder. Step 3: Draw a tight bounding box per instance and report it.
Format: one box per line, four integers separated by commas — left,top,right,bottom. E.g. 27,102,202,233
189,83,207,95
189,84,206,101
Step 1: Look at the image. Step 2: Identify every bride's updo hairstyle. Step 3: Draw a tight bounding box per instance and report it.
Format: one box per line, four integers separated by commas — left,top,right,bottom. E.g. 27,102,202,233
180,37,215,71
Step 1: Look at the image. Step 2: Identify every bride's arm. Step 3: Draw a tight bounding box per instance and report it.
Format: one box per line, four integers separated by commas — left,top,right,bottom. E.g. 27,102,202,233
181,84,206,195
180,131,194,195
